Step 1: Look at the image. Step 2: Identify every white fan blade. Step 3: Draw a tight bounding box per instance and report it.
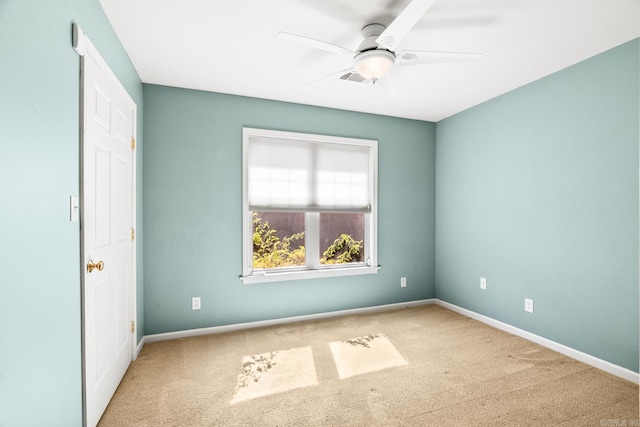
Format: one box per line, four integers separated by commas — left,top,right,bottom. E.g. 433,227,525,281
376,74,398,98
398,50,483,66
376,0,437,51
276,32,354,57
302,68,354,92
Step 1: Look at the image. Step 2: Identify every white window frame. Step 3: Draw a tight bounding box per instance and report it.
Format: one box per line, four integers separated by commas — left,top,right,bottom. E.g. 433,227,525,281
242,127,379,284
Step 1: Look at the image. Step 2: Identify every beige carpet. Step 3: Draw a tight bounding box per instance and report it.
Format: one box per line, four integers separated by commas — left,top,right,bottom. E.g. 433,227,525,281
230,346,318,404
98,305,638,426
329,333,407,379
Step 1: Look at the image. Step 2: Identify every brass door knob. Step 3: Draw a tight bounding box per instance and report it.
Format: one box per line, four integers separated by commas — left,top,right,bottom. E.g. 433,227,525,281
87,260,104,273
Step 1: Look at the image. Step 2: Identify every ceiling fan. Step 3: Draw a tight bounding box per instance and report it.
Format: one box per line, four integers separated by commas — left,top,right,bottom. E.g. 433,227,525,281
276,0,483,97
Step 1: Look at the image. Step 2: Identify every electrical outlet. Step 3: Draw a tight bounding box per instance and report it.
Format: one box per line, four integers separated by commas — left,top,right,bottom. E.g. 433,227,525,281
524,298,534,314
192,297,201,310
400,277,406,288
480,277,487,290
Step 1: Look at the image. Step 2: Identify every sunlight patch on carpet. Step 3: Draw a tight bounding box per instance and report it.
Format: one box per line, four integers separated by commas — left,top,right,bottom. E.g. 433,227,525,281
230,346,318,404
329,333,407,379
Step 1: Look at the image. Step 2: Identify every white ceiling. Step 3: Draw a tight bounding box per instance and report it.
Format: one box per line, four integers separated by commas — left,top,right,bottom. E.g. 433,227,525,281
100,0,639,122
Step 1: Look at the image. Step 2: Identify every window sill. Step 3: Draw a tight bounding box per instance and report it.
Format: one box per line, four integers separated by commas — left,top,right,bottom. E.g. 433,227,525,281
241,265,380,285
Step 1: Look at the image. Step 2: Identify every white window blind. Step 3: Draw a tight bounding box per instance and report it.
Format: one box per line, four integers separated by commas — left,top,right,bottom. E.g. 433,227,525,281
246,132,373,213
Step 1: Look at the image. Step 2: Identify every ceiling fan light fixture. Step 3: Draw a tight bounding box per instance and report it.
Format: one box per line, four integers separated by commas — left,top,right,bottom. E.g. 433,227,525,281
354,50,395,81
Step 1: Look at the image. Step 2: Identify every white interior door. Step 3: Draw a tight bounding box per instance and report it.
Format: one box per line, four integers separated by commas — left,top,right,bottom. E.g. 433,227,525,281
80,30,137,427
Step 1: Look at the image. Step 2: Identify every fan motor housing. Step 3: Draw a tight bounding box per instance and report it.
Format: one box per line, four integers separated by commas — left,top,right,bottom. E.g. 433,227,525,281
358,23,388,52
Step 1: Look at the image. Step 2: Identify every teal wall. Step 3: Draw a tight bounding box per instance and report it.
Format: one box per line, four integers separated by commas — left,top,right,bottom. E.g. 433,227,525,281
143,85,436,335
435,40,639,372
0,0,143,425
0,0,636,422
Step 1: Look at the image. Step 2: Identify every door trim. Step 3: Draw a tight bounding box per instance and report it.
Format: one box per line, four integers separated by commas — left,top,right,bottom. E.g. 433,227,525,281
74,23,138,425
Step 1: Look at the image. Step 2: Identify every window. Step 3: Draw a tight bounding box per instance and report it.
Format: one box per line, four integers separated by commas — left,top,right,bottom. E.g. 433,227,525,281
242,127,378,284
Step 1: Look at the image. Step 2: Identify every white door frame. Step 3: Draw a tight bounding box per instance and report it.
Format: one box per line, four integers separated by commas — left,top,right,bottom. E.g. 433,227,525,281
73,23,138,426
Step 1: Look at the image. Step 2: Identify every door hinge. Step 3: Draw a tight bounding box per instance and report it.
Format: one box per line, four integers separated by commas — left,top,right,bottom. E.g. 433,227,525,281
131,321,135,334
131,137,136,150
131,228,135,241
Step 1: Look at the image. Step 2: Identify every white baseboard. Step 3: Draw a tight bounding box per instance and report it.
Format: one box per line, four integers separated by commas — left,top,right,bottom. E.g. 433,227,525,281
138,297,638,384
134,336,146,360
144,299,436,344
435,299,639,384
